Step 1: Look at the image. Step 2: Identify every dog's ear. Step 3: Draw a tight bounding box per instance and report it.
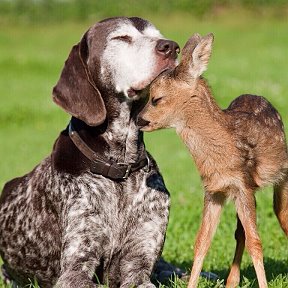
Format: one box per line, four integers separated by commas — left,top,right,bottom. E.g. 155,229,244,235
52,33,106,126
176,33,214,81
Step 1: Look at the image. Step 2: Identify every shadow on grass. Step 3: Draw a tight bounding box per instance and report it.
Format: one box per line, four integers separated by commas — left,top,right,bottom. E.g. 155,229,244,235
213,257,288,284
157,257,288,287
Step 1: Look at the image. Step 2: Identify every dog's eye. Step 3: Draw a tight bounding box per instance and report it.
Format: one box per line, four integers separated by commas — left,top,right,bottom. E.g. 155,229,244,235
151,97,162,107
112,35,132,43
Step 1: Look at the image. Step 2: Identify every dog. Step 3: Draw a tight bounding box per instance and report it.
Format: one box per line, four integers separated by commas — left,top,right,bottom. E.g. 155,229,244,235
0,17,179,288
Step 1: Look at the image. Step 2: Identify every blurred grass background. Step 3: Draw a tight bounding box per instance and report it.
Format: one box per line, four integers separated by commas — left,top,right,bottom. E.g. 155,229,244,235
0,1,288,287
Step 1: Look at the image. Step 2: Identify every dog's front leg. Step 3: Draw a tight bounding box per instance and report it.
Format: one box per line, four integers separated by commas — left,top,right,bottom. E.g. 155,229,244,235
119,177,170,288
119,220,164,288
55,271,97,288
55,212,106,288
55,247,101,288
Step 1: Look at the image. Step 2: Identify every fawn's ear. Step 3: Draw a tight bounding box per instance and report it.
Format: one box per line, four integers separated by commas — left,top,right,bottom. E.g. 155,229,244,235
52,33,106,126
191,33,214,78
176,33,214,81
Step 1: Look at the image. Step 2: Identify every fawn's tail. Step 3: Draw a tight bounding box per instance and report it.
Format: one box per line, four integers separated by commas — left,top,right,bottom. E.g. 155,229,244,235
274,175,288,236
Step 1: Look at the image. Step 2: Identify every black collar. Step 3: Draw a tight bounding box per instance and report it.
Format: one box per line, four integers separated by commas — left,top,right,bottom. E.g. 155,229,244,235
68,121,149,180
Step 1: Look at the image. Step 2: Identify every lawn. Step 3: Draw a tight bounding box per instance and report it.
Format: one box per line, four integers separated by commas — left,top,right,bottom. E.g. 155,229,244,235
0,10,288,288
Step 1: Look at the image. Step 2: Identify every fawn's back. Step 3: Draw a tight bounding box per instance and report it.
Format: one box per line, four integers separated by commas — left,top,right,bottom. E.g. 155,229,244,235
225,94,288,187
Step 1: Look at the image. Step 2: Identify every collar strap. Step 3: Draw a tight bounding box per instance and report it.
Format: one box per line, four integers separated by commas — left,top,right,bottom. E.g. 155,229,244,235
68,122,149,180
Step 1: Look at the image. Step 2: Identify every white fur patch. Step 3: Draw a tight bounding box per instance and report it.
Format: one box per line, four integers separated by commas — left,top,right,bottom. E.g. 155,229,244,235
101,22,166,98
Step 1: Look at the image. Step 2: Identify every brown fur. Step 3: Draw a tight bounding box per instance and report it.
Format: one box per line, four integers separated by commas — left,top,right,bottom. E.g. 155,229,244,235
0,17,180,287
138,33,288,288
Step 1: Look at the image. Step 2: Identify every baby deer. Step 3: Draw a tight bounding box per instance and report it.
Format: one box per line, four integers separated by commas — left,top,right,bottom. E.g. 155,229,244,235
138,33,288,288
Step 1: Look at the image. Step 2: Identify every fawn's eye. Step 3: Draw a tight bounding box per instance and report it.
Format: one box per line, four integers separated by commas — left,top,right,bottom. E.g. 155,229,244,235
151,97,162,107
112,35,132,43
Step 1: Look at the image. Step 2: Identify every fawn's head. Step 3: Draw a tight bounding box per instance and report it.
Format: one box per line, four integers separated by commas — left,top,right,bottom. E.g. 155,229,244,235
138,33,214,131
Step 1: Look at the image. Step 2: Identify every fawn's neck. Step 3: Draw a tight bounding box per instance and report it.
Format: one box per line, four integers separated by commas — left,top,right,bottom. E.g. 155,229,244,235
177,80,238,190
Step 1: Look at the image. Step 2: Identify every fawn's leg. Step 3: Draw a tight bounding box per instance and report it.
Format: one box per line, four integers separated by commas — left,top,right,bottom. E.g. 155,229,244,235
226,215,245,288
187,192,225,288
234,192,268,288
274,176,288,236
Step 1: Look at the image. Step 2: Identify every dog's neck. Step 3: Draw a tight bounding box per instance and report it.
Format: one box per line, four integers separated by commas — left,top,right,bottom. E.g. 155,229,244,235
77,99,143,158
52,95,147,175
102,98,145,163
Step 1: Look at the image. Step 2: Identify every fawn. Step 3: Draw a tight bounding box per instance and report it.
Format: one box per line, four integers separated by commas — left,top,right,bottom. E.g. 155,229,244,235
137,33,288,288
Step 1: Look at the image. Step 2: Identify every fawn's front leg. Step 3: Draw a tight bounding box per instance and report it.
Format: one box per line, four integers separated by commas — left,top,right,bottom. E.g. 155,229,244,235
234,192,268,288
187,192,225,288
226,215,245,288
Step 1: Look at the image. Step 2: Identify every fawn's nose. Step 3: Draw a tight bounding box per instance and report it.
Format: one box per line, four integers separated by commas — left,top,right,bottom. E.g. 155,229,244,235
156,39,180,59
137,117,150,128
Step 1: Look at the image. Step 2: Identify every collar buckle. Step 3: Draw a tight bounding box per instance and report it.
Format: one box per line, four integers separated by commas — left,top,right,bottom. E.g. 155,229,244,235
118,163,132,179
143,155,151,173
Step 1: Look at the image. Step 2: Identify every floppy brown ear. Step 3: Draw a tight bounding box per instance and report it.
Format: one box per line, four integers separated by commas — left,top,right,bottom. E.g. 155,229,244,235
52,33,106,126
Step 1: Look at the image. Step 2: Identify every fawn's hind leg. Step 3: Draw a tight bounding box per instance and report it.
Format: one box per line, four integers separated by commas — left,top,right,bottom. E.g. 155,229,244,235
235,192,267,288
274,176,288,236
226,215,245,288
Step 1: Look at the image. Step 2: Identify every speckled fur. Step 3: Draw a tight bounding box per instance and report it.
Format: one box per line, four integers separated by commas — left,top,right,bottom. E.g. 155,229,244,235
0,17,179,288
0,157,169,288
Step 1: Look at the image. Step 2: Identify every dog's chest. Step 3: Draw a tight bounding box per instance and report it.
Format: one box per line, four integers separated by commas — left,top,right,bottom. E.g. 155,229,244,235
103,101,140,163
63,171,152,217
60,171,161,237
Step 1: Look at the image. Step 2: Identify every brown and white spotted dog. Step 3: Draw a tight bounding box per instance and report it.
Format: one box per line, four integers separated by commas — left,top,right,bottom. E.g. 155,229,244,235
0,17,179,288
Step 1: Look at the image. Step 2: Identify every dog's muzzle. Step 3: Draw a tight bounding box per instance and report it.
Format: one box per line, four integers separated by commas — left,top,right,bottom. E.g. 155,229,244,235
156,39,180,60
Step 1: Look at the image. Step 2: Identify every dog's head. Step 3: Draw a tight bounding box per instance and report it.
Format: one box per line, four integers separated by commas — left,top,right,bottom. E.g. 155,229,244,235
52,17,179,126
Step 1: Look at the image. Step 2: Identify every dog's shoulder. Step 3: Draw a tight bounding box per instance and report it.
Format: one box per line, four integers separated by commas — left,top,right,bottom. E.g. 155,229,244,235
0,157,52,206
0,175,28,206
51,129,91,176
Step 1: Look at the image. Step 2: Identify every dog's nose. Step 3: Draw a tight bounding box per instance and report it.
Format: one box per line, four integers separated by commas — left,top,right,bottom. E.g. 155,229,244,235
137,117,150,128
156,39,180,59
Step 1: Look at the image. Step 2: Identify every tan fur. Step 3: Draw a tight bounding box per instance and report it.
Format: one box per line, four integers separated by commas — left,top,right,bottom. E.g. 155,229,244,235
138,33,288,288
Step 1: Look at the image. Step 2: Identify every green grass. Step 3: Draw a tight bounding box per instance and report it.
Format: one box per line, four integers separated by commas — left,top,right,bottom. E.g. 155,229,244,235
0,10,288,288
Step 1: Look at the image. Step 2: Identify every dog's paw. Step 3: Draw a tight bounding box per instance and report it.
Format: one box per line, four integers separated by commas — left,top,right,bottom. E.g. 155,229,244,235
200,271,219,281
153,257,187,284
137,283,156,288
1,265,15,286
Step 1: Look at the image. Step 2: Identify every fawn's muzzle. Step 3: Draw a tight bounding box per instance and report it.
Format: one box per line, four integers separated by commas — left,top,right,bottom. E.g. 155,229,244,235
137,117,150,128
